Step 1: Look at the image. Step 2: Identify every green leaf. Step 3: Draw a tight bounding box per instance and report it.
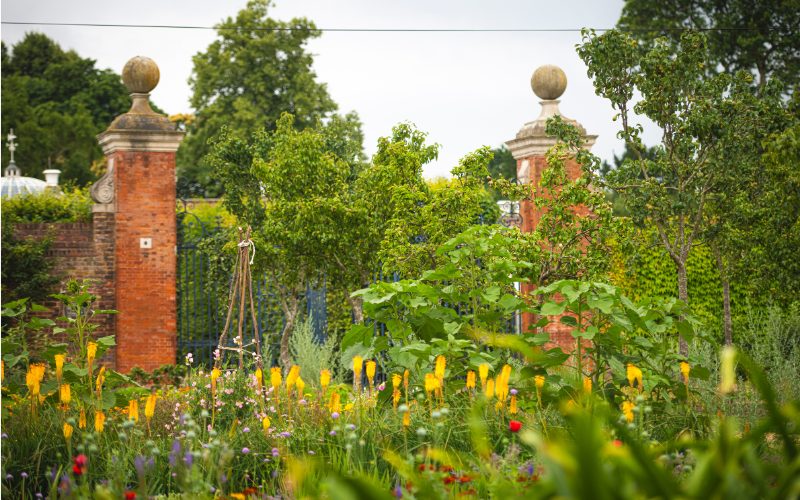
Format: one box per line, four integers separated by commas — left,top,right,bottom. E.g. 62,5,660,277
540,301,566,316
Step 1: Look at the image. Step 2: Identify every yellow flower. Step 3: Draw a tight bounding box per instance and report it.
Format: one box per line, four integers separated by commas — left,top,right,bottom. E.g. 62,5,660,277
501,364,512,384
79,409,87,429
393,389,401,408
478,363,489,388
31,363,46,382
403,369,409,391
286,365,301,390
270,367,282,389
392,373,402,389
254,368,263,390
230,494,246,500
87,342,97,365
95,366,106,393
344,403,354,411
719,346,736,394
510,394,518,414
60,384,71,405
94,410,105,433
435,355,446,382
534,375,545,390
55,354,65,380
1,360,4,382
352,356,363,377
495,376,509,402
485,379,495,399
626,363,643,391
366,360,376,386
403,410,411,427
466,370,476,389
424,373,439,395
129,399,139,422
26,371,40,396
296,377,306,397
210,368,221,392
680,361,691,385
583,377,592,394
320,369,331,391
622,401,635,423
262,416,271,432
63,422,74,440
145,393,157,422
328,392,341,413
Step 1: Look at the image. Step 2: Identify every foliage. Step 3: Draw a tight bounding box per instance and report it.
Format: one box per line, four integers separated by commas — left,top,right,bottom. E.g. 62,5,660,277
1,187,92,224
290,315,339,387
618,0,800,93
178,0,341,197
1,33,132,185
1,223,58,304
485,145,516,201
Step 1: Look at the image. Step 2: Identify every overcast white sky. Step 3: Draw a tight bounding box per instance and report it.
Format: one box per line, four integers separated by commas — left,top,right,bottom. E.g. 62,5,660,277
1,0,660,178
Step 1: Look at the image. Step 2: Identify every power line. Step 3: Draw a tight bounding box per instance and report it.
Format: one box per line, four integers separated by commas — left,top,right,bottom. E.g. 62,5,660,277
0,20,756,32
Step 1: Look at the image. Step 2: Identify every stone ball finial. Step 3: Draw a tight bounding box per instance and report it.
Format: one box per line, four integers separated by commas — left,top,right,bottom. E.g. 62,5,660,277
122,56,160,94
531,65,567,100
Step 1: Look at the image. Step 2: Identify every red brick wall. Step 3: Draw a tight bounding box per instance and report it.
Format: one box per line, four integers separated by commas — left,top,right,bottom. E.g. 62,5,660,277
111,150,177,372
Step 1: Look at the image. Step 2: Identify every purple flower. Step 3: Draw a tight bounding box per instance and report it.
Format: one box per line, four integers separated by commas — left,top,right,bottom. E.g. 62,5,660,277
378,383,386,391
184,452,193,467
271,448,280,457
331,412,340,420
5,474,12,480
134,456,146,477
510,388,518,396
169,440,181,467
20,472,28,479
36,493,43,498
241,447,250,454
329,430,337,436
1,433,8,439
394,484,403,498
347,424,356,431
280,431,291,438
242,427,250,433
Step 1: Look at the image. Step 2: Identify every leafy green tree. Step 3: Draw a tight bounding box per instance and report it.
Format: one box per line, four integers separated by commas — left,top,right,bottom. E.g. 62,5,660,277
618,0,800,93
1,33,131,185
485,145,516,201
179,0,339,197
576,30,773,353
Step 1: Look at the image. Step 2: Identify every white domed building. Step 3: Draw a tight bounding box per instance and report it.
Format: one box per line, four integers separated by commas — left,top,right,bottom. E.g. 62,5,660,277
1,129,60,198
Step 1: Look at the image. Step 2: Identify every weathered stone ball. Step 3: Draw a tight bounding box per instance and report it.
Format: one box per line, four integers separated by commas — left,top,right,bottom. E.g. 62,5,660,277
531,65,567,100
122,56,160,94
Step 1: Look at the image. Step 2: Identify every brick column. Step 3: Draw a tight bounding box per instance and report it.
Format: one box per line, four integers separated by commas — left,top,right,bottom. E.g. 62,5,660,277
92,56,183,371
505,65,596,352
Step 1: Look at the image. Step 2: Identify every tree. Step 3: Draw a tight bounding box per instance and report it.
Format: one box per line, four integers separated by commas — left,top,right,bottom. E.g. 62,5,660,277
1,33,131,185
178,0,339,197
576,30,770,353
618,0,800,93
484,145,516,201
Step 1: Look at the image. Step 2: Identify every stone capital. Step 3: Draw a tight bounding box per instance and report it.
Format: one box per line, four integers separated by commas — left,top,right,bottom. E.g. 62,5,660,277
97,129,184,155
506,134,597,160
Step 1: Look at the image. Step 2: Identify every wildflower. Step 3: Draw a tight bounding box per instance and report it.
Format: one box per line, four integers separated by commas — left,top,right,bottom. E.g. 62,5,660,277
392,373,401,389
270,367,282,391
466,370,476,390
680,361,691,385
1,360,3,382
626,363,643,392
94,411,105,433
129,399,139,422
403,369,409,391
254,368,263,391
271,448,279,457
485,379,495,399
366,360,376,387
262,416,270,432
479,363,489,389
63,423,73,440
60,384,71,406
145,393,157,423
87,342,97,366
184,352,193,366
509,420,522,433
424,373,439,397
352,356,363,391
329,392,341,413
622,401,635,423
719,346,736,394
55,354,65,381
241,447,250,454
286,365,301,391
534,375,545,390
73,454,88,476
125,492,136,500
510,394,518,414
393,388,401,408
296,377,306,398
26,368,41,396
78,409,87,429
331,412,340,420
612,439,623,447
320,369,331,391
435,355,446,383
210,368,221,391
95,366,106,394
583,377,592,394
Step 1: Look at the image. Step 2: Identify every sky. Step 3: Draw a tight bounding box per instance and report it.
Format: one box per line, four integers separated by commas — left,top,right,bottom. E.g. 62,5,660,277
1,0,661,178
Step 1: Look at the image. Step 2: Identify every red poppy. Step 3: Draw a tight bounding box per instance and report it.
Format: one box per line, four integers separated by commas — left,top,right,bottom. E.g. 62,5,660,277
124,492,136,500
72,454,88,476
509,420,522,433
612,439,623,448
443,476,455,485
459,475,472,483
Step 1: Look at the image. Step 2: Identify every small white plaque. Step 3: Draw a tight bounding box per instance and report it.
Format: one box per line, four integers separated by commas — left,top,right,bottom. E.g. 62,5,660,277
140,237,153,249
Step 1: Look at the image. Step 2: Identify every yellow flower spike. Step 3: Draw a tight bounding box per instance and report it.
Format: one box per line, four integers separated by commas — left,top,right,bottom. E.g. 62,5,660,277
495,375,509,402
435,355,446,383
254,368,263,391
626,363,643,392
392,373,401,389
680,361,691,385
54,354,65,381
32,363,46,382
352,356,363,392
1,360,4,382
583,377,592,394
534,375,545,390
478,363,489,389
366,360,376,388
328,392,341,413
403,369,409,391
424,373,438,396
270,367,282,390
402,409,411,428
145,393,157,422
286,365,301,390
485,379,495,399
344,402,354,412
320,369,331,391
210,368,222,392
466,370,476,390
393,389,401,408
26,370,41,396
60,384,71,405
622,401,635,423
296,377,306,398
510,394,518,414
128,399,139,422
94,410,105,433
95,366,106,393
63,422,74,440
500,364,512,384
87,342,97,365
262,416,271,432
79,409,87,429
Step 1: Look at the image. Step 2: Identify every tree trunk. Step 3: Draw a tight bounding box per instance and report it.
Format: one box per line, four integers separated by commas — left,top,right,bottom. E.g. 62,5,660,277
676,260,689,356
348,294,365,324
279,298,299,370
714,250,733,346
